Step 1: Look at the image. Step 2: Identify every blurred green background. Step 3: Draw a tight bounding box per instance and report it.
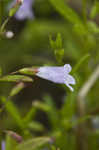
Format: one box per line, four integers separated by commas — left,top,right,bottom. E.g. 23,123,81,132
0,0,99,150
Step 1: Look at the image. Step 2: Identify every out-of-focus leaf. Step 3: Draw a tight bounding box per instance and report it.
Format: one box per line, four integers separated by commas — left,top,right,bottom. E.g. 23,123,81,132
87,21,99,34
0,75,33,82
49,0,82,25
49,0,90,37
23,106,37,124
16,137,51,150
33,98,59,130
55,48,64,63
61,91,77,129
0,67,2,76
73,23,88,35
51,145,58,150
28,121,44,132
5,130,23,143
6,134,15,150
71,54,90,74
43,95,60,130
90,1,99,19
1,97,24,129
49,0,87,36
10,82,25,97
32,101,51,112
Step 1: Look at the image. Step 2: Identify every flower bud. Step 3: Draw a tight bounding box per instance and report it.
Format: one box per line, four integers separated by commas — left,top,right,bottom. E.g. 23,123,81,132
5,31,14,39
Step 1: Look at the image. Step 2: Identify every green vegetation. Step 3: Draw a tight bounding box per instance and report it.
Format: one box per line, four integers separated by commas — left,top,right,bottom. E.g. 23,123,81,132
0,0,99,150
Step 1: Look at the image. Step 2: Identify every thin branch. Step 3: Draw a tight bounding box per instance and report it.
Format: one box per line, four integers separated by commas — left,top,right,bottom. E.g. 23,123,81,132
78,65,99,101
76,65,99,150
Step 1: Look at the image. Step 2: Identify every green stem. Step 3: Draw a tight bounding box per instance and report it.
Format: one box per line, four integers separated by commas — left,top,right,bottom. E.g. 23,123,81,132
0,17,10,32
82,0,87,23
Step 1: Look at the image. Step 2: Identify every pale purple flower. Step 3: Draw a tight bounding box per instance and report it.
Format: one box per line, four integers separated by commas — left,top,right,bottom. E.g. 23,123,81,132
1,141,5,150
9,0,34,20
36,64,76,91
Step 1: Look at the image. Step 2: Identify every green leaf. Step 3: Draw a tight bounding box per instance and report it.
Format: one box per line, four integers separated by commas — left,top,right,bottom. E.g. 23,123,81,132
87,21,99,34
10,82,25,97
71,54,90,74
16,137,51,150
49,35,57,50
1,97,24,129
9,2,21,17
23,107,37,124
32,101,51,112
49,33,63,50
61,91,77,130
28,121,44,132
49,0,83,25
0,75,33,82
43,95,59,130
49,33,64,63
56,33,62,49
55,48,64,63
50,145,58,150
6,134,16,150
49,0,89,36
90,1,99,19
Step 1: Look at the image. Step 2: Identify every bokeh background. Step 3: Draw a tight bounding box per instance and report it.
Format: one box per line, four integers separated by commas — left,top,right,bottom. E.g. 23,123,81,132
0,0,99,150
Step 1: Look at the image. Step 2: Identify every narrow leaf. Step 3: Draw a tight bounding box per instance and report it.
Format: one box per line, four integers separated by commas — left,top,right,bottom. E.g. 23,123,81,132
0,75,33,82
49,0,83,25
1,97,24,129
16,137,51,150
71,54,90,74
28,121,44,132
10,82,25,97
23,107,37,124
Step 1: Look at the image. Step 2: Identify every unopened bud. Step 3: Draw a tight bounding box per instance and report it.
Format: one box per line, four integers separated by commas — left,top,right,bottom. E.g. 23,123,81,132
19,67,38,75
5,31,14,39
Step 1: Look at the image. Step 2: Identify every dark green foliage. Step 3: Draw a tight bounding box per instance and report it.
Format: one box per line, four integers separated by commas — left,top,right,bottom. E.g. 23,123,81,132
0,0,99,150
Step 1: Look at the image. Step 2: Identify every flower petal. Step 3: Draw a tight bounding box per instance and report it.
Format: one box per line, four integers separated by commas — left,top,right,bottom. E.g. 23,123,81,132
15,0,34,20
36,66,64,83
64,74,76,91
64,64,72,73
9,0,34,20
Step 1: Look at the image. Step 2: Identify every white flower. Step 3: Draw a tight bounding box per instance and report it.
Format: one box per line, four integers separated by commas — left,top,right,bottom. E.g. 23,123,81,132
36,64,76,91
